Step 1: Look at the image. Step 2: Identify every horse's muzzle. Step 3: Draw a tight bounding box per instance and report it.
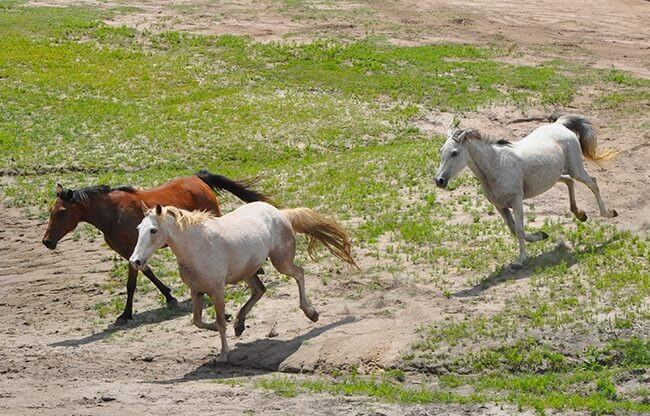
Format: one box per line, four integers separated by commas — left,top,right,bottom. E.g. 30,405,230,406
42,238,57,250
435,177,448,189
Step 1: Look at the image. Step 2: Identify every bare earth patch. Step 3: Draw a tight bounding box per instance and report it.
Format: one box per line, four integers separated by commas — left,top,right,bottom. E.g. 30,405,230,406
26,0,650,77
0,205,530,415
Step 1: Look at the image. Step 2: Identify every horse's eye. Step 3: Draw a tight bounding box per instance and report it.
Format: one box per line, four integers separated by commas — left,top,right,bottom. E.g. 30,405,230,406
150,229,157,234
451,150,458,157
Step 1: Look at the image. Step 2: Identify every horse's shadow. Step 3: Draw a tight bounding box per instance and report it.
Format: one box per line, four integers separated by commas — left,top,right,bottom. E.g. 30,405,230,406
50,299,193,347
155,316,356,383
453,238,616,298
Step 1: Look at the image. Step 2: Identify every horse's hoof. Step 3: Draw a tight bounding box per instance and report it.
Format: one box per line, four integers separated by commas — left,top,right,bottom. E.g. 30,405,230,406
308,310,319,323
234,322,245,337
213,354,229,365
539,231,549,240
166,297,178,309
612,209,618,218
510,263,524,271
576,211,588,222
114,315,131,326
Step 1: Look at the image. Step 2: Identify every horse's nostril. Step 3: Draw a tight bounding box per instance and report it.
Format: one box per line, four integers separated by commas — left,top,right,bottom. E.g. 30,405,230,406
134,259,141,267
42,239,55,249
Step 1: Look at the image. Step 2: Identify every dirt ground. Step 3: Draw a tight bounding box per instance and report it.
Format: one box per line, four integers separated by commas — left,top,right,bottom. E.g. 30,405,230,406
2,1,649,414
26,0,650,77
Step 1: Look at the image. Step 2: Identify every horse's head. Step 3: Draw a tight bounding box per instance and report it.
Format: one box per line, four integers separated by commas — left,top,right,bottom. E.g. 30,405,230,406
434,128,478,189
42,183,84,250
129,204,169,271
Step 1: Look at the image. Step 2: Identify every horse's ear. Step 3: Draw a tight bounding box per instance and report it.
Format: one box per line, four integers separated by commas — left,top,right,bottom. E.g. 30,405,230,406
140,200,149,214
464,130,481,141
155,203,162,216
55,183,63,196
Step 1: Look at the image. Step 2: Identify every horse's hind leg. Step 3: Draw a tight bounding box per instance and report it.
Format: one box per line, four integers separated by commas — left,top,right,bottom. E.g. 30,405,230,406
567,152,618,218
142,266,178,308
234,275,266,336
558,175,587,222
271,251,319,322
498,206,548,242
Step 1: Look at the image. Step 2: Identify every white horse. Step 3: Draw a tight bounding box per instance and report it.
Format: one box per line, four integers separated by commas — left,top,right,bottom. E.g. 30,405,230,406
434,115,618,269
129,202,357,362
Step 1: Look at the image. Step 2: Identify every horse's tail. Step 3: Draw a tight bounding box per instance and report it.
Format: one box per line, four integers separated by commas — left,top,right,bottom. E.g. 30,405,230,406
195,170,272,203
556,115,619,162
282,208,359,269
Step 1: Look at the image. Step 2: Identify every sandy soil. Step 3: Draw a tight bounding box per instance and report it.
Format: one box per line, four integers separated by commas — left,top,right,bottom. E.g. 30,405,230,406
3,1,649,414
0,204,537,415
26,0,650,77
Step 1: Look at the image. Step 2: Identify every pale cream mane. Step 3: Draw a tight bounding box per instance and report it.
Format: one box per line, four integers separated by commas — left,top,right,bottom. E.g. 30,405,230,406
150,206,215,231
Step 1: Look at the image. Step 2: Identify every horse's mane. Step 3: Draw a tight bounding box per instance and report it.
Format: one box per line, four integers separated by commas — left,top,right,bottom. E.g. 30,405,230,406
160,206,214,230
452,128,512,146
60,185,136,204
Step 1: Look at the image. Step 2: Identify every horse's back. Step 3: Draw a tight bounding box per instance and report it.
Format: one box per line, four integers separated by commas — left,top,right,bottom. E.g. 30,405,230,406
139,176,220,214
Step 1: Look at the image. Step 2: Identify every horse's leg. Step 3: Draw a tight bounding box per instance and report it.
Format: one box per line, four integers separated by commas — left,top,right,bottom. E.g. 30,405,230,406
115,265,138,326
272,254,319,322
558,175,587,222
142,266,178,308
234,275,266,337
498,206,548,242
567,153,618,218
511,198,528,269
497,206,517,235
191,289,208,329
208,289,230,363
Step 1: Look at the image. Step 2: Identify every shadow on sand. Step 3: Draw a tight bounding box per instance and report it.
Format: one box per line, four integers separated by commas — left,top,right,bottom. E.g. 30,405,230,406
155,316,357,383
453,238,617,298
50,299,193,347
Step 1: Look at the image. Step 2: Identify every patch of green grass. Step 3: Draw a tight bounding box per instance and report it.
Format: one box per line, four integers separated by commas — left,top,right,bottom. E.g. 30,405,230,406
257,368,649,414
257,374,483,405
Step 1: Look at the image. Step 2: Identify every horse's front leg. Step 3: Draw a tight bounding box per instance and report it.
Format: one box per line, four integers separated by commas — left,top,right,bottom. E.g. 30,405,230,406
142,266,178,309
208,289,230,363
511,199,528,269
191,289,209,329
114,265,138,326
498,206,548,242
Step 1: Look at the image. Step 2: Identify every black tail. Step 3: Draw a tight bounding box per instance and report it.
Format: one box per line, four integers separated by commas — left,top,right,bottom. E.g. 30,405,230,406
195,170,272,203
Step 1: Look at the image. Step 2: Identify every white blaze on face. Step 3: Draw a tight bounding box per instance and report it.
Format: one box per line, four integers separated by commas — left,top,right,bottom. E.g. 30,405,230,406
129,215,164,270
435,133,469,187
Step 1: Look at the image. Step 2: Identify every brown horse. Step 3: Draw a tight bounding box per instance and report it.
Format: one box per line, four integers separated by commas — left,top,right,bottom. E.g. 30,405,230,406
42,170,270,325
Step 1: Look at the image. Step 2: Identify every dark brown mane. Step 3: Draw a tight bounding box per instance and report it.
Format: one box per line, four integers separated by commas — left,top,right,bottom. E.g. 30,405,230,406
61,185,136,204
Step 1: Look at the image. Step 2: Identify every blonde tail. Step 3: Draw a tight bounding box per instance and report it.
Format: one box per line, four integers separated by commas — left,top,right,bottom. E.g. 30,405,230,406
557,115,619,162
282,208,359,269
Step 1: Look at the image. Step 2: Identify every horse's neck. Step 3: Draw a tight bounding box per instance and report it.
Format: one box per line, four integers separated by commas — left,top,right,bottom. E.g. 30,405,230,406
165,221,205,265
80,196,116,234
466,140,501,185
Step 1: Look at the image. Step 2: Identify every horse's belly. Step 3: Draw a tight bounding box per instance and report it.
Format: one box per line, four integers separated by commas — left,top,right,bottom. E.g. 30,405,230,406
521,149,564,199
523,166,563,198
